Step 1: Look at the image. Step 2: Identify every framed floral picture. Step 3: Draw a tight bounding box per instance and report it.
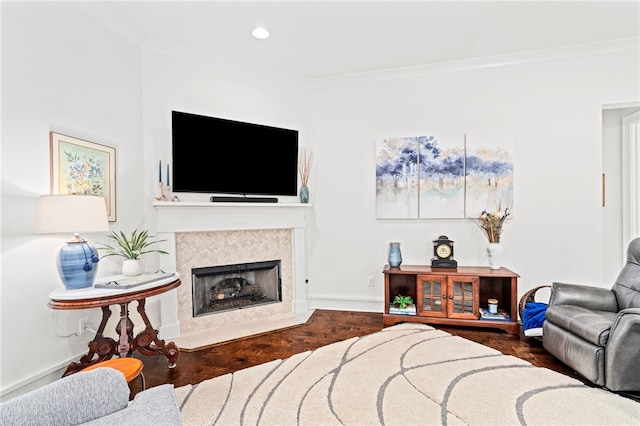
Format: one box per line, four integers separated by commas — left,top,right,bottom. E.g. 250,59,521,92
50,132,116,221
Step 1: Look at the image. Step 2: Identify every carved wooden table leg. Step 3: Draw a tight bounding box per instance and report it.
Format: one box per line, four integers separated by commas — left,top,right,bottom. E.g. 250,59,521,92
116,303,134,358
62,306,117,376
132,298,180,368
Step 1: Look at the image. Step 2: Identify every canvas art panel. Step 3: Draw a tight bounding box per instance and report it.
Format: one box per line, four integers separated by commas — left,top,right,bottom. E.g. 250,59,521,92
375,136,420,219
50,132,116,221
464,135,514,218
417,134,465,219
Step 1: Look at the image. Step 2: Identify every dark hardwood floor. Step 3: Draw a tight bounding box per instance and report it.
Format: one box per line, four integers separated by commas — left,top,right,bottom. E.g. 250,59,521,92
131,309,638,401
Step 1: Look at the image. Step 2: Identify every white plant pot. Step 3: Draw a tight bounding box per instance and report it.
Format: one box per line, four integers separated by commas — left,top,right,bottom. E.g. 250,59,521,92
122,259,143,276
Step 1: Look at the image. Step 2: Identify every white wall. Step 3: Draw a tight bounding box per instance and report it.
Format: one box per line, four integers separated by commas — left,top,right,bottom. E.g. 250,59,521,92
1,2,143,398
305,52,638,310
1,0,638,400
138,47,638,316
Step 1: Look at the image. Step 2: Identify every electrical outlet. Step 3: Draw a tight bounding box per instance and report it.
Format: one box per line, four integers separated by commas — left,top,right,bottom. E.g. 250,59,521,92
368,276,375,287
79,318,91,335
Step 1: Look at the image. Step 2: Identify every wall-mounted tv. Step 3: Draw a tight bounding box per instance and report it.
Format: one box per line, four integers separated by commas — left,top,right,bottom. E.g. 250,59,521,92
171,111,299,197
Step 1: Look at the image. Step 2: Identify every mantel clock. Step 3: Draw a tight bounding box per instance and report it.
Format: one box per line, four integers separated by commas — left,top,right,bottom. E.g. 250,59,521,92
431,235,457,269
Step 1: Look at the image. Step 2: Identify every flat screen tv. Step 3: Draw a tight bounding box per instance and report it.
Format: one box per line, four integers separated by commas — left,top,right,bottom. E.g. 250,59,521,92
171,111,299,197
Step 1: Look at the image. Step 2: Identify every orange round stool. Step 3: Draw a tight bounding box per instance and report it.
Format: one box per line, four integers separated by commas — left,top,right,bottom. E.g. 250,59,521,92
82,358,145,390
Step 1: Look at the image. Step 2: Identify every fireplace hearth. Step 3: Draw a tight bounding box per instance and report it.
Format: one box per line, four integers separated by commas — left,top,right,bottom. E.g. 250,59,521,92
192,260,282,317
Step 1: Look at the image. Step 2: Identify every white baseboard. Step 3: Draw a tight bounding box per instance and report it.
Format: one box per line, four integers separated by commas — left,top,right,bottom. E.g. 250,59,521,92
292,299,309,314
0,356,77,402
308,295,384,313
158,321,181,340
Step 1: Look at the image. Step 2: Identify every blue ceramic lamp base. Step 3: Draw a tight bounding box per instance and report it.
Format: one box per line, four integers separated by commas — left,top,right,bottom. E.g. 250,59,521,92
57,235,100,290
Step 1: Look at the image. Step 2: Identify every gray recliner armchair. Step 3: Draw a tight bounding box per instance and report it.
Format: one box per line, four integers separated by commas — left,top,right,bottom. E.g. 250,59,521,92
543,237,640,392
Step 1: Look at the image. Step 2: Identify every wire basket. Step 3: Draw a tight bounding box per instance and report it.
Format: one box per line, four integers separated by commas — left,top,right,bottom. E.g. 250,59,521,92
518,285,551,340
518,284,551,319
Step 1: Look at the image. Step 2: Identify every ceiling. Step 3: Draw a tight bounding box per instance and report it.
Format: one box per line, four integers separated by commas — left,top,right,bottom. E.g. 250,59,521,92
85,1,640,80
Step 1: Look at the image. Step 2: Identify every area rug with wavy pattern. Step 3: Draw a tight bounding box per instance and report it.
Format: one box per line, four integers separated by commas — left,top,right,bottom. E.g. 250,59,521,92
174,323,639,425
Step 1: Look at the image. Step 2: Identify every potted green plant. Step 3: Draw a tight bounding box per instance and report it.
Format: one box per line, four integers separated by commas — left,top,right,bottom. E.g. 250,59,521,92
390,295,416,315
392,295,414,309
98,229,168,276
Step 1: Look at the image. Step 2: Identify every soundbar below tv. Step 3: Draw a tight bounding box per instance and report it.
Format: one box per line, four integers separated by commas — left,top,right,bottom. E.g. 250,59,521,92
210,196,278,203
171,111,299,197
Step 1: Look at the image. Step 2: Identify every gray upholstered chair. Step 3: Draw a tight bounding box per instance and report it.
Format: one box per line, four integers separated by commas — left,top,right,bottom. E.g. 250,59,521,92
0,367,180,425
543,237,640,392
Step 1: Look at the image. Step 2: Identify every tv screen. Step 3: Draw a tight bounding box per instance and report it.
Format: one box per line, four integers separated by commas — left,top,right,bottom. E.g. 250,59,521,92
171,111,299,196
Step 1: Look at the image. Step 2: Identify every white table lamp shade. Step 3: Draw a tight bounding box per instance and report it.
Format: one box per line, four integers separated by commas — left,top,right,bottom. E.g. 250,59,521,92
36,195,110,234
36,195,110,289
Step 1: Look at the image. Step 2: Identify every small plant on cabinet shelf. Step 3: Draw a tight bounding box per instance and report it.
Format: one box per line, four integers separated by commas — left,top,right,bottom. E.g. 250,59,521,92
393,295,414,309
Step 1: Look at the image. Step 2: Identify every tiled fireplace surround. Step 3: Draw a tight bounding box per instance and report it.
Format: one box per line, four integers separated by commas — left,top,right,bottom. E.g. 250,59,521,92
154,202,309,348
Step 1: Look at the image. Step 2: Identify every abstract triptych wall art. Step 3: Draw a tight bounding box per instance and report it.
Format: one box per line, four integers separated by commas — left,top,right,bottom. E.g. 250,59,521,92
375,134,513,219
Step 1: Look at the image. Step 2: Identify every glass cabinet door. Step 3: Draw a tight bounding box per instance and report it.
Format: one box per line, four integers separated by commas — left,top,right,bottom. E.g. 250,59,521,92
447,276,479,319
417,275,446,317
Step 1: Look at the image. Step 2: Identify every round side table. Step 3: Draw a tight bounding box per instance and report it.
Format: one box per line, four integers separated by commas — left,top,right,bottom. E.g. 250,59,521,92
49,275,181,376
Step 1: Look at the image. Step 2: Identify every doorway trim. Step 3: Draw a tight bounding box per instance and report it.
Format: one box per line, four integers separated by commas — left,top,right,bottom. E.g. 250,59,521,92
622,110,640,255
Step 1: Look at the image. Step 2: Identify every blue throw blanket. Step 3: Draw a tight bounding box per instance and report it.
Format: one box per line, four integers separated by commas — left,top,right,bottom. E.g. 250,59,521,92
522,302,548,330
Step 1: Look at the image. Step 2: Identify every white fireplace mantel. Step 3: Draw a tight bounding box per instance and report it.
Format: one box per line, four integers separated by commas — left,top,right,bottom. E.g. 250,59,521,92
154,201,310,233
153,201,311,340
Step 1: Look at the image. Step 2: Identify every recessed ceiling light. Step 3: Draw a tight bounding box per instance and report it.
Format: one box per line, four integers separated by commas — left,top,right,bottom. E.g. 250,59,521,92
251,27,270,40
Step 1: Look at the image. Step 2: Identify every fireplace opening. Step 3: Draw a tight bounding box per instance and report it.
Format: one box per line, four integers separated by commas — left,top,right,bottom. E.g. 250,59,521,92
192,260,282,317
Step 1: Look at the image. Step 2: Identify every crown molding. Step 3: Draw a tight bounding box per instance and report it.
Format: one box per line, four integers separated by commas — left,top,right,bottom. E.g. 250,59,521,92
73,1,145,48
142,39,308,89
306,38,640,89
143,37,639,90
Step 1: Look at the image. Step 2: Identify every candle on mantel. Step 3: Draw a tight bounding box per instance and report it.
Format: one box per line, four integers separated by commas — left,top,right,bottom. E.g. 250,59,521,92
158,160,162,183
166,163,170,186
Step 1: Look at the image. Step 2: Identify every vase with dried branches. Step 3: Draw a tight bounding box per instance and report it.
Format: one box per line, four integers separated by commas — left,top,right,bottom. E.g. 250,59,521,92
478,206,510,243
298,148,313,203
476,205,511,269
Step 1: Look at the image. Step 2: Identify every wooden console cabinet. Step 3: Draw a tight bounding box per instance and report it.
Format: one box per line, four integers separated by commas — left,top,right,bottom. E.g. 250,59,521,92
383,265,520,334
